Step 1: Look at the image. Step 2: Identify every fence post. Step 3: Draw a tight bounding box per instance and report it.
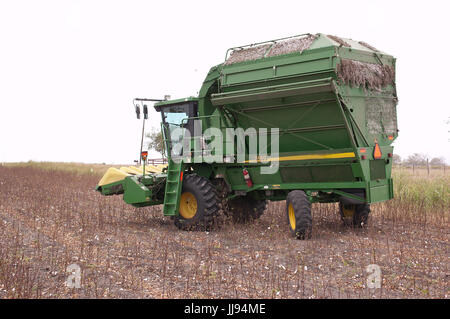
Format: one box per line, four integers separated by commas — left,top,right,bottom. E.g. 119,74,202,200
426,158,430,176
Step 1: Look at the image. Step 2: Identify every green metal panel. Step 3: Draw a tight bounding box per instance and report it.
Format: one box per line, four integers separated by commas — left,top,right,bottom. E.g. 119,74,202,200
368,181,392,203
220,48,335,87
123,176,151,205
201,34,396,204
370,160,386,180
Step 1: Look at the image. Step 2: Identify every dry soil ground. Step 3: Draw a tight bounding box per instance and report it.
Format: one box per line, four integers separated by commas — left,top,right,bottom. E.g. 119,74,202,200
0,164,448,298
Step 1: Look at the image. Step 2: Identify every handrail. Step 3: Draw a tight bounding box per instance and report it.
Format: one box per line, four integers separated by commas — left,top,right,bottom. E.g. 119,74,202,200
211,78,333,106
147,158,168,165
160,122,171,158
180,114,221,129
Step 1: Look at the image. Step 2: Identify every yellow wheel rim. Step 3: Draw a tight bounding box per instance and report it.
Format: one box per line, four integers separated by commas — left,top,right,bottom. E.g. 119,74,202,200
179,192,197,219
288,203,296,230
342,204,356,218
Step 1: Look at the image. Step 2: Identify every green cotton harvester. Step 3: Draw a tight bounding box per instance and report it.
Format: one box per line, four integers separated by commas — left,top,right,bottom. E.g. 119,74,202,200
96,33,398,239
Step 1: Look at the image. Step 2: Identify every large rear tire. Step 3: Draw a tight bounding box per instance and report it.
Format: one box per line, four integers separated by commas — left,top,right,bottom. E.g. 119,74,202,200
224,196,267,223
286,190,312,239
174,174,220,230
339,202,370,228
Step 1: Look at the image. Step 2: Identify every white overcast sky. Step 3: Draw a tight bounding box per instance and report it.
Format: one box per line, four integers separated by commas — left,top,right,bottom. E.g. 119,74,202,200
0,0,449,164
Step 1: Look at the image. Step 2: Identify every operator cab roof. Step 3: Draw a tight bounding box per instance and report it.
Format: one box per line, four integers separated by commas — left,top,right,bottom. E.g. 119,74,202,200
154,96,198,112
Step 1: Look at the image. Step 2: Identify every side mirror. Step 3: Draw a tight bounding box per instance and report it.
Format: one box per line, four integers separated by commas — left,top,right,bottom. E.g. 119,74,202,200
143,104,148,120
135,105,140,119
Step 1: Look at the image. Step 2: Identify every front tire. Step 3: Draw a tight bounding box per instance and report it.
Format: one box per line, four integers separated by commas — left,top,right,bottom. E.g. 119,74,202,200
286,190,312,239
174,174,220,230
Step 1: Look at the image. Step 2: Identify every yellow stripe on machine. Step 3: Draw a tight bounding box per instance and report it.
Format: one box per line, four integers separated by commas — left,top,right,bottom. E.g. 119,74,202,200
244,152,355,163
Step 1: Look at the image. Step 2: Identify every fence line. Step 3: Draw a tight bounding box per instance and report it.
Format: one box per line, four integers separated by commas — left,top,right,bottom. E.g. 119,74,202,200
393,164,447,176
147,158,168,165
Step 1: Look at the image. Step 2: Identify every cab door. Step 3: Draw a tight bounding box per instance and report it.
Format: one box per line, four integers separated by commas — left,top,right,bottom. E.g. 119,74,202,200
160,101,198,158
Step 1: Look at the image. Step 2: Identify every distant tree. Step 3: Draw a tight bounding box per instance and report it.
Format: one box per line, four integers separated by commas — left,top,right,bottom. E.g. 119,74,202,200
430,157,446,166
405,153,427,166
392,154,402,165
146,129,165,155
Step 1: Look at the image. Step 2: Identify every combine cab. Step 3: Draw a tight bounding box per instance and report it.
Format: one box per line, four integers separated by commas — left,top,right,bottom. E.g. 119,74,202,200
97,33,398,238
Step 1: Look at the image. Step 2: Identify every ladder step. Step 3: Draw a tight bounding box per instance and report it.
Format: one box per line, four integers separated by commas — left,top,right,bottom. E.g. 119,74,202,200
163,159,184,216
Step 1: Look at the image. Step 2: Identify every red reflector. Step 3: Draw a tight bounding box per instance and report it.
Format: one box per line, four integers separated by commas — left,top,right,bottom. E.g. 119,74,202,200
388,135,394,140
361,155,367,160
180,171,183,181
360,148,366,153
242,168,253,187
373,143,382,159
388,153,393,158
